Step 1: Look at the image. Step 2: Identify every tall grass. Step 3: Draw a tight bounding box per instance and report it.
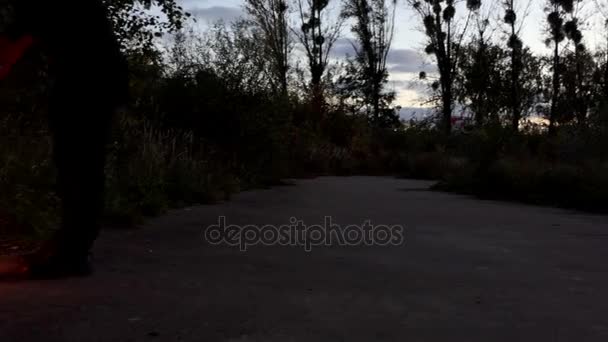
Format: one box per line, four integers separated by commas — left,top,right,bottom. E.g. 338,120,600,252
0,113,59,237
0,112,241,236
104,116,240,224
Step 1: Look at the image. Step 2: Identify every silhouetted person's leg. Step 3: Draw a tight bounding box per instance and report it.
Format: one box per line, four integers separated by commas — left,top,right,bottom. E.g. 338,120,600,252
49,96,112,260
4,0,128,277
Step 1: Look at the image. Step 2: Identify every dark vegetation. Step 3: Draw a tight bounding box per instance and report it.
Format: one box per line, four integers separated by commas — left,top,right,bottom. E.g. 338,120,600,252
2,0,608,237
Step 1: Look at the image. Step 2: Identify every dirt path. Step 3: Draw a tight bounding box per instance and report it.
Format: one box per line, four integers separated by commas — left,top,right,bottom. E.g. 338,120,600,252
2,177,608,341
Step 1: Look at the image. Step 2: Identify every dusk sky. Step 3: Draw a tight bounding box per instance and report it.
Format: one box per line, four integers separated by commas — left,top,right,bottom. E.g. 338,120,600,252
177,0,608,109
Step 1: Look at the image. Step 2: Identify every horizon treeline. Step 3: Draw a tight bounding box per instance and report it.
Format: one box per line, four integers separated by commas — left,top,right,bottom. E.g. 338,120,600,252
152,0,608,136
4,0,606,135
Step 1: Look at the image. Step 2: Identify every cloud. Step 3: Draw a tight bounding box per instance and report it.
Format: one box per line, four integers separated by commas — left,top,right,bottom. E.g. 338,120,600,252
387,77,435,108
390,79,431,92
398,107,434,120
327,41,433,106
329,42,435,75
387,49,434,73
188,6,243,23
329,38,356,58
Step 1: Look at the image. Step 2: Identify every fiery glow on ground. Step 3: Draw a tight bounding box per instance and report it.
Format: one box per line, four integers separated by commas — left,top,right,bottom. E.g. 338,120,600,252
0,256,29,278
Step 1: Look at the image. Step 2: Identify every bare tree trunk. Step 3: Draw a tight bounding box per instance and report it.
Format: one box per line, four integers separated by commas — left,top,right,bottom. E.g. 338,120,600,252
442,76,453,136
549,39,560,136
510,25,521,131
373,83,381,123
575,47,587,128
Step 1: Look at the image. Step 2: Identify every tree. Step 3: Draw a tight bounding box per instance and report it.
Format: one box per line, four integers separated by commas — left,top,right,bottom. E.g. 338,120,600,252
589,3,608,123
0,0,188,53
341,0,398,126
245,0,293,96
408,0,478,135
206,20,274,94
502,0,530,130
456,42,507,126
564,1,588,127
545,0,582,135
562,47,596,125
457,4,500,127
515,48,544,122
104,0,189,52
294,0,344,115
